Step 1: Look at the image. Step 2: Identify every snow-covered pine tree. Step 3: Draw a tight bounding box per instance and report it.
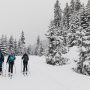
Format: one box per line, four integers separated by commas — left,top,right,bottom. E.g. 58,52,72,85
67,4,85,48
75,5,86,46
63,3,71,30
4,36,8,55
46,21,56,64
68,11,81,47
39,42,44,56
86,0,90,27
34,36,39,55
21,31,25,44
34,36,43,56
51,0,63,52
80,7,89,29
76,5,90,74
0,35,8,55
61,31,68,54
83,27,90,53
86,0,90,13
0,42,4,54
20,31,26,55
75,0,82,12
8,36,15,53
76,26,90,74
46,0,68,65
14,39,18,55
54,0,62,27
17,39,22,55
70,0,75,14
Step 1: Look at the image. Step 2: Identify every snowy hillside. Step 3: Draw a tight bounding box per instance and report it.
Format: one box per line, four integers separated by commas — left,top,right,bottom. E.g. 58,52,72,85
0,49,90,90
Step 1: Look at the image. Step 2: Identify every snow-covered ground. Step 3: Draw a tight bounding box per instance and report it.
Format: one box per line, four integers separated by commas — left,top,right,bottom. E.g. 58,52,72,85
0,47,90,90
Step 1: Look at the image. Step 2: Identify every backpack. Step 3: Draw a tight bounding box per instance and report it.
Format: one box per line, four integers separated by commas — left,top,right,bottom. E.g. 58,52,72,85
9,55,15,62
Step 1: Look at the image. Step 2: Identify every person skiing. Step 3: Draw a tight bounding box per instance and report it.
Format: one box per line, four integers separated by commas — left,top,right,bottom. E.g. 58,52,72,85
0,50,4,75
22,52,29,75
7,52,16,77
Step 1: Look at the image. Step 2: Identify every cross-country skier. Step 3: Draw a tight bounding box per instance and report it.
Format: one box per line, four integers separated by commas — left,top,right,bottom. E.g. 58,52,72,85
7,52,16,77
22,52,29,75
0,50,4,75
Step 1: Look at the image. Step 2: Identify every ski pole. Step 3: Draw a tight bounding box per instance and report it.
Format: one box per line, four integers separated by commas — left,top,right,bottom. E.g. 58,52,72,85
2,63,4,76
5,63,8,76
14,62,16,74
21,59,23,73
27,62,30,74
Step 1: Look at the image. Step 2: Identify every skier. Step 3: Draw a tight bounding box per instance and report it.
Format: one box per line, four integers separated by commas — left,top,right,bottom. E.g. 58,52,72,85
7,52,16,77
0,50,4,75
22,52,29,75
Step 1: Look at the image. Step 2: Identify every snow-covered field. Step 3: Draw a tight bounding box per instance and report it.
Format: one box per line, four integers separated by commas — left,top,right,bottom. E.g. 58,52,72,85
0,47,90,90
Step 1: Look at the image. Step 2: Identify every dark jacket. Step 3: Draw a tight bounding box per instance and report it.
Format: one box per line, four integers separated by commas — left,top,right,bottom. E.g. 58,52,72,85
22,53,29,62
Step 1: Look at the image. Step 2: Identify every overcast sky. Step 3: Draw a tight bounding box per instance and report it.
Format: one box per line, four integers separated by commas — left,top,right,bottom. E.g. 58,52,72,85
0,0,88,45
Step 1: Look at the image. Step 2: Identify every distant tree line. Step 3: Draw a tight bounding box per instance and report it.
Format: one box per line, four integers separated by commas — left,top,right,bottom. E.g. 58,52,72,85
0,31,44,56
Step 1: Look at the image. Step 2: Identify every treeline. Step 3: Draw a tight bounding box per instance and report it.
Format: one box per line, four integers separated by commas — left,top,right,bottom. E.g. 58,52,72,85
0,31,26,55
0,31,45,56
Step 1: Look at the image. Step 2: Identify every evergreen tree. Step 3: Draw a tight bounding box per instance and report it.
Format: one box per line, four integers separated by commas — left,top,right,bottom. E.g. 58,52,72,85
46,20,60,64
63,3,70,30
54,0,62,27
80,8,89,29
4,36,8,55
17,39,22,55
20,31,26,54
70,0,75,14
86,0,90,26
0,35,7,55
38,42,44,56
82,27,90,50
34,36,41,56
76,26,90,74
0,35,8,55
75,0,81,11
68,12,81,47
37,36,40,45
0,42,5,55
1,35,4,45
86,0,90,11
68,26,77,47
62,32,68,47
14,39,18,55
21,31,25,44
8,36,14,52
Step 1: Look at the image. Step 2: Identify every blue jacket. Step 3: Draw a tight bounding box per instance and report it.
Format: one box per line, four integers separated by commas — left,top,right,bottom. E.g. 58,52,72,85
7,54,16,63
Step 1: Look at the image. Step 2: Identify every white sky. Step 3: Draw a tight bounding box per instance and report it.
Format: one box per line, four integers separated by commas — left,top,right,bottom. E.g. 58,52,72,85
0,0,88,45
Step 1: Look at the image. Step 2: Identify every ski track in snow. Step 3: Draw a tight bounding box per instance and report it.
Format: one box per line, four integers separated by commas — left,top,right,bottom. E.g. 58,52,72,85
0,47,90,90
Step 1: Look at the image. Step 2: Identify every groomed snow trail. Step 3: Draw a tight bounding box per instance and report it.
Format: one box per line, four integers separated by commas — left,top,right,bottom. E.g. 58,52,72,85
0,55,90,90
